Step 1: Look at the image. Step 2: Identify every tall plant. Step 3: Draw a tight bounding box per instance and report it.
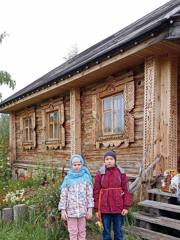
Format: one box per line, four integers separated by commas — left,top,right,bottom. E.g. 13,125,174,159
0,114,11,183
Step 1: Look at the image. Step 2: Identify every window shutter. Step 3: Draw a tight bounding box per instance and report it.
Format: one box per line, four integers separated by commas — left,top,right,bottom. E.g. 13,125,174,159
60,103,65,147
32,111,36,148
41,109,47,144
92,94,101,145
20,117,24,147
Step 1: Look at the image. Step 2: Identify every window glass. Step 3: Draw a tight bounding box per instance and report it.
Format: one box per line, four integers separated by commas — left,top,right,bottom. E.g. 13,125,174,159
103,93,124,134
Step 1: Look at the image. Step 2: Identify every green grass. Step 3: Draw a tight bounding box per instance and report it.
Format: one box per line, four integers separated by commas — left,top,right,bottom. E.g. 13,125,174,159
0,205,142,240
0,219,141,240
0,222,47,240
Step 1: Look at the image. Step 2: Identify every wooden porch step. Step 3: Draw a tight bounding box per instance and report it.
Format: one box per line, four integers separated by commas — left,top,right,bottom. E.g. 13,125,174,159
138,200,180,213
148,188,176,198
127,226,180,240
133,212,180,231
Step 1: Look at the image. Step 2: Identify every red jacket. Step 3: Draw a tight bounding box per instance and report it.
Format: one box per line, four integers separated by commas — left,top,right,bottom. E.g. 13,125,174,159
93,166,132,213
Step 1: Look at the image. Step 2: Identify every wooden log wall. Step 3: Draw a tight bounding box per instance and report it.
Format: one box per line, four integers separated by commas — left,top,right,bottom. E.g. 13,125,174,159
81,65,144,177
14,95,71,170
11,55,180,177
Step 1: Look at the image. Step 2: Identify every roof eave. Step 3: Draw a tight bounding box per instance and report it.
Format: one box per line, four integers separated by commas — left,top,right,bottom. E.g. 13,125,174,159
0,32,173,113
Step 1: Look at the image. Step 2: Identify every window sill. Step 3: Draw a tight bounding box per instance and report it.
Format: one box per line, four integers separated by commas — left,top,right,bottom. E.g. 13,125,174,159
96,134,129,149
23,142,34,150
45,140,63,150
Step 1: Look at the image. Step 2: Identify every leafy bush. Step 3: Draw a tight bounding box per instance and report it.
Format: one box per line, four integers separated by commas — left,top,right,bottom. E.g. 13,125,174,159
0,114,11,186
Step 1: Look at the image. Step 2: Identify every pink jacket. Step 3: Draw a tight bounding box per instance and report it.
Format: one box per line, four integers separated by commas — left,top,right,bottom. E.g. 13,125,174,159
59,181,94,218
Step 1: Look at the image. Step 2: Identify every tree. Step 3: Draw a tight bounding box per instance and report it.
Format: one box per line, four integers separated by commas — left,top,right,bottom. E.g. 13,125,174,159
63,43,78,61
0,114,11,182
0,32,14,181
0,31,16,100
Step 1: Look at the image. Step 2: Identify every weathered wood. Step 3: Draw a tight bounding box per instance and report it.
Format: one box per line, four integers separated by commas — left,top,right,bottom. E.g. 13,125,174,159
139,200,180,213
159,55,178,170
81,67,144,175
143,57,156,168
129,155,162,193
178,60,180,163
5,49,179,188
70,88,81,154
166,55,178,169
127,226,180,240
2,208,13,222
133,212,180,231
28,205,38,220
147,188,176,197
13,204,28,222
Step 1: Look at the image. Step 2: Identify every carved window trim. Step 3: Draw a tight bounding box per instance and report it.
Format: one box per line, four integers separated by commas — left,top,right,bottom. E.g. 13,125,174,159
92,71,135,149
42,98,65,150
20,108,36,151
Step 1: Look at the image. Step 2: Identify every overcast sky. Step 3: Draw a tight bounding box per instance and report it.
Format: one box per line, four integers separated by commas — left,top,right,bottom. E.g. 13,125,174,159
0,0,169,100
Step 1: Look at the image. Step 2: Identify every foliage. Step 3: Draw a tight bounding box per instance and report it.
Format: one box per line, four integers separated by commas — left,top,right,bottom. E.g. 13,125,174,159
0,114,11,185
63,43,78,61
0,31,16,100
0,176,141,240
2,189,26,207
0,221,47,240
0,71,16,89
124,205,142,240
0,114,9,142
0,31,8,43
25,180,60,214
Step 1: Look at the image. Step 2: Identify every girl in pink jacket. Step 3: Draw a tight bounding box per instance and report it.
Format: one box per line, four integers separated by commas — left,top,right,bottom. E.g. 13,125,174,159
58,154,94,240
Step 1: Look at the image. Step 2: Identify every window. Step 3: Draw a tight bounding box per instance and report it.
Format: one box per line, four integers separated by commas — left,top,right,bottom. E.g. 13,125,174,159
42,99,65,150
47,111,59,139
91,71,135,149
103,93,124,134
20,109,36,150
24,118,33,142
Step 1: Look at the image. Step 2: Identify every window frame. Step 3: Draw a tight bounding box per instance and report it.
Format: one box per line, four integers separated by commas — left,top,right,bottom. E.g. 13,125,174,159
24,117,33,143
42,98,65,150
20,108,36,150
91,71,135,149
102,92,125,136
46,110,60,140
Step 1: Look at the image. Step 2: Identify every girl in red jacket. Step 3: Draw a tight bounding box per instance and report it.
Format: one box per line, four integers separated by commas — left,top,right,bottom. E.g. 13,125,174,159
93,150,132,240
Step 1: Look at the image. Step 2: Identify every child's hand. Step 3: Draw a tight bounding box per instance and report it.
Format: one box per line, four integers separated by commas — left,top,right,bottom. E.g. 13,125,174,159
95,211,100,220
121,209,128,216
86,208,93,220
61,210,68,220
